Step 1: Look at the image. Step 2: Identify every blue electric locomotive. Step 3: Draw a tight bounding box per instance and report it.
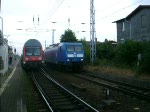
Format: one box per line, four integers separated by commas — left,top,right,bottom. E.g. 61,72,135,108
44,42,84,71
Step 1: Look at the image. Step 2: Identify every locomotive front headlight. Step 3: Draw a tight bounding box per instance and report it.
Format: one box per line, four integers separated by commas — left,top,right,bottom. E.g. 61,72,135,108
67,59,70,61
81,59,83,61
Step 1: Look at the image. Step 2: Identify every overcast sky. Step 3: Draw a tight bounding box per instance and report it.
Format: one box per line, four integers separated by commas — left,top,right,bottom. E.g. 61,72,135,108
1,0,150,55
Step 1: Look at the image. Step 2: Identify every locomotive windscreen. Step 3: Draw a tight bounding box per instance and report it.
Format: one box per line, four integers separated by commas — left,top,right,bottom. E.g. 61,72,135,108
74,46,82,51
66,45,82,52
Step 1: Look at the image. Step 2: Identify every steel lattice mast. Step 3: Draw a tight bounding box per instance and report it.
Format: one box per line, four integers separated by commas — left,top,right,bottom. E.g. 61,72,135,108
90,0,96,65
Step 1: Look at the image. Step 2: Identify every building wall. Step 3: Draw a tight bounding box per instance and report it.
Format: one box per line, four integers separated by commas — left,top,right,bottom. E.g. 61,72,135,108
0,40,8,76
117,8,150,42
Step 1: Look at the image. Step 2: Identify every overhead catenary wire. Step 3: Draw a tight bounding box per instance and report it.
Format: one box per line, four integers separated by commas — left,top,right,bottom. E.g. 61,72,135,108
95,0,130,13
96,0,143,22
48,0,65,19
41,0,65,27
30,0,65,39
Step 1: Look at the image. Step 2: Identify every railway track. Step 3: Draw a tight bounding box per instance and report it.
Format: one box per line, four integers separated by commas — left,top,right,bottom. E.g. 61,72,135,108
72,71,150,101
40,65,150,111
30,69,99,112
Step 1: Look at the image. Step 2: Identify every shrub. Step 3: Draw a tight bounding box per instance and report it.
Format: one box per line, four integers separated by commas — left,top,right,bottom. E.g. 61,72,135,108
93,57,99,66
114,40,143,66
140,42,150,74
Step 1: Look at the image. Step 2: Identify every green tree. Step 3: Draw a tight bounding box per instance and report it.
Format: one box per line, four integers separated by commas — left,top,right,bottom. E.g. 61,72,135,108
60,29,78,42
96,41,115,60
80,38,90,64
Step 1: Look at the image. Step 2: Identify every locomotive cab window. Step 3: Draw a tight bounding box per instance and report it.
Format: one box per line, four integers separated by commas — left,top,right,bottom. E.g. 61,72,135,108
66,45,82,52
66,46,74,52
75,46,82,52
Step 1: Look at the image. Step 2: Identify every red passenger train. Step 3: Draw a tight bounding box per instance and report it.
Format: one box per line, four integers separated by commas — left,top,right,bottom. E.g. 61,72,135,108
21,39,44,70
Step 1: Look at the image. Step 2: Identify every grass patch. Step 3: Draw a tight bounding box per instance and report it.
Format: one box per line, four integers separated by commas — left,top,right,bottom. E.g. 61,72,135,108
86,65,136,77
85,58,150,79
85,64,150,80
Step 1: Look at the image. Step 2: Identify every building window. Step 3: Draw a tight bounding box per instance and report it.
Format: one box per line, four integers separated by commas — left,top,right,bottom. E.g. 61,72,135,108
122,22,125,31
141,15,146,28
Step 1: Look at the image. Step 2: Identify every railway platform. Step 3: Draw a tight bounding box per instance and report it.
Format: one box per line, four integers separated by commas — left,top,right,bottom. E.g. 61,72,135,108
0,58,27,112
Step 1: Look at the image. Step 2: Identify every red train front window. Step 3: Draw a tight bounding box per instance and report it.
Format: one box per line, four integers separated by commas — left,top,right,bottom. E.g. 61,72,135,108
26,47,41,56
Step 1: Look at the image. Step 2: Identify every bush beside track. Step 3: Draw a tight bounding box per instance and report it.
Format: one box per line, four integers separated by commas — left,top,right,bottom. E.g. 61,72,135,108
82,39,150,77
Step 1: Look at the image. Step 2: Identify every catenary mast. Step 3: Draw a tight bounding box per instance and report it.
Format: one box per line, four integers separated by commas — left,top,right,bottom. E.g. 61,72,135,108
90,0,96,64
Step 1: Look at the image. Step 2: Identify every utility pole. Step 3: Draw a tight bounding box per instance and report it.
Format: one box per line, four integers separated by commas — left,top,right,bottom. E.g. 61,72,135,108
32,15,40,38
68,18,70,28
90,0,96,65
45,40,46,49
52,29,55,45
38,15,39,25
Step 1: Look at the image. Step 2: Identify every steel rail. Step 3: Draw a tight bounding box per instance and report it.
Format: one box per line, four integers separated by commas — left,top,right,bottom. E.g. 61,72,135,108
84,71,150,92
31,72,54,112
73,73,150,101
41,68,99,112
